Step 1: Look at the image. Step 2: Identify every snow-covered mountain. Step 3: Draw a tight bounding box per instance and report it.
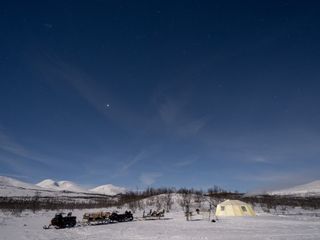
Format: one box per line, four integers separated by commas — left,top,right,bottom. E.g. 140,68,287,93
0,176,48,197
90,184,126,196
269,180,320,197
36,179,126,195
0,176,41,190
36,179,60,190
0,176,126,197
36,179,87,192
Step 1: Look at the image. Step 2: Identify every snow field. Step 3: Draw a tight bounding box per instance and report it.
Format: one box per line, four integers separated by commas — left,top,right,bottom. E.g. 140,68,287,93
1,209,320,240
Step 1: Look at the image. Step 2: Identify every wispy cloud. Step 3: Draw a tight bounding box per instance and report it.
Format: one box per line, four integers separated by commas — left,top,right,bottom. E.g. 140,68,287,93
28,53,146,131
139,172,162,186
0,131,30,159
111,147,162,178
158,98,183,125
174,155,199,167
175,160,194,167
236,169,319,191
157,97,207,137
202,127,320,166
0,129,73,172
177,118,207,137
115,150,149,177
0,173,30,180
0,130,51,166
250,156,270,163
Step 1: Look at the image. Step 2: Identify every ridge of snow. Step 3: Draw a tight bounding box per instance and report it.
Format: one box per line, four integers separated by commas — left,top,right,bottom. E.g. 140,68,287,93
36,179,87,192
0,176,41,190
90,184,126,196
269,180,320,196
56,180,87,192
36,179,60,190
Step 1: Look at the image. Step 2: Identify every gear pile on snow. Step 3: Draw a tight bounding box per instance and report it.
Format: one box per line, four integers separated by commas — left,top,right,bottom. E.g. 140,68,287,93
142,209,165,220
82,211,111,224
44,210,134,230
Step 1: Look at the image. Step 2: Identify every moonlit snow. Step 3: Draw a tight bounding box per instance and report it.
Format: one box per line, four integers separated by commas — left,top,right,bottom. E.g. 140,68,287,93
1,209,320,240
1,176,320,239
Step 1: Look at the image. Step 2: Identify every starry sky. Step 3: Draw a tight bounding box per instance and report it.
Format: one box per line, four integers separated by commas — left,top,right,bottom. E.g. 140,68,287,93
1,0,320,192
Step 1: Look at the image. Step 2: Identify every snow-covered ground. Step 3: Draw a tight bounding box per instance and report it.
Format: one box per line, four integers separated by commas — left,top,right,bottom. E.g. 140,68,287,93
1,209,320,240
2,176,320,239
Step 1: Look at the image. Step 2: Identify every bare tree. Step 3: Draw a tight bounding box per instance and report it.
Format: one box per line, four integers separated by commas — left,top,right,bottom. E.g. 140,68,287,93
155,196,163,211
178,189,192,221
194,190,204,209
163,192,173,212
206,190,220,221
127,200,138,213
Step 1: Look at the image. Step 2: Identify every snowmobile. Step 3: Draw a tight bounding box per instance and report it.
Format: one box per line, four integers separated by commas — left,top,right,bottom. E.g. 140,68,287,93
43,212,77,229
109,211,133,222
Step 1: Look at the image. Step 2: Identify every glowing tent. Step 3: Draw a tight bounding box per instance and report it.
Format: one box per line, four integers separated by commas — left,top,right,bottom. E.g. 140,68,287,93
215,199,256,217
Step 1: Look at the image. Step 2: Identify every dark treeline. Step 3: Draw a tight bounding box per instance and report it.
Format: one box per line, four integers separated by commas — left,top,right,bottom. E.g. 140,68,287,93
243,195,320,210
117,185,231,205
0,196,117,214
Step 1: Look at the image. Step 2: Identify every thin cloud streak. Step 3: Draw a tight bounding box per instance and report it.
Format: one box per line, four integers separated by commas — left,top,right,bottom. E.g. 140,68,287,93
28,52,147,131
139,172,162,186
0,173,30,180
236,169,319,191
201,127,320,165
113,150,149,177
174,156,199,167
0,130,52,167
157,96,208,137
0,129,75,172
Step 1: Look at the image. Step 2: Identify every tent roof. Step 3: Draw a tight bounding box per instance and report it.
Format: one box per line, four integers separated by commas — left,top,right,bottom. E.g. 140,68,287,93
217,199,250,206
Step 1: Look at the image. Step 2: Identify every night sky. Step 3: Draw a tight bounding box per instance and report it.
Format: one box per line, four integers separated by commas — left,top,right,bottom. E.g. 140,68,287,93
1,1,320,192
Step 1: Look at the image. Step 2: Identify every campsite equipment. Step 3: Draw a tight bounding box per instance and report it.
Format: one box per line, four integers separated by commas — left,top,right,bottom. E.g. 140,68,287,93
44,210,133,230
82,211,111,224
142,209,165,220
215,200,256,217
109,210,134,222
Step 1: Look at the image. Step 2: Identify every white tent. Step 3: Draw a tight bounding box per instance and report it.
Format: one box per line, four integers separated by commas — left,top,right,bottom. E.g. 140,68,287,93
215,199,256,217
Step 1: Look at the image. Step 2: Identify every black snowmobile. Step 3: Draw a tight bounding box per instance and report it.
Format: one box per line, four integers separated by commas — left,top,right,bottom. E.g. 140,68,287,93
109,211,133,222
44,212,77,229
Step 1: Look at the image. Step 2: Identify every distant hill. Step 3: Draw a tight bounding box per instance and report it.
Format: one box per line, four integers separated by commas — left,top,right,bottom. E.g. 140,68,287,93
36,179,87,192
0,176,41,190
268,180,320,197
0,176,126,198
0,176,44,197
90,184,126,196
